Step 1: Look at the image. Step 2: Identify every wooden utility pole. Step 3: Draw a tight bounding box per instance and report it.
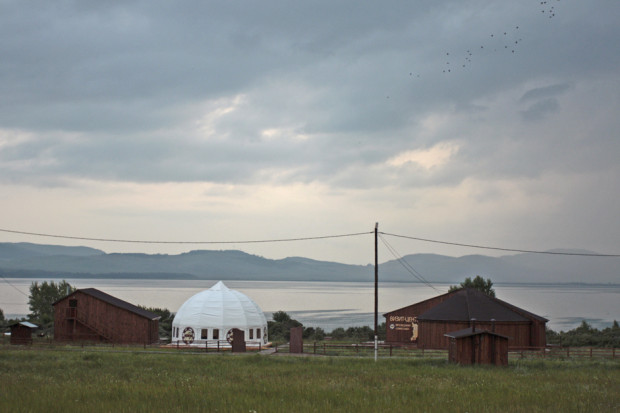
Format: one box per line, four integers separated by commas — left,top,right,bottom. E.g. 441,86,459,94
374,222,378,361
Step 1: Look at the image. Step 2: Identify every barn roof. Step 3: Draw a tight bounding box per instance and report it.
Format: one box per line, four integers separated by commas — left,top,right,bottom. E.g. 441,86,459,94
444,327,509,340
417,288,546,322
54,288,161,321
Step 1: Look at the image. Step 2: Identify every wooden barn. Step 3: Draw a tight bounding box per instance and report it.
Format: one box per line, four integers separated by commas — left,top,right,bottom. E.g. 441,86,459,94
384,288,547,349
446,324,509,366
53,288,160,345
9,321,38,345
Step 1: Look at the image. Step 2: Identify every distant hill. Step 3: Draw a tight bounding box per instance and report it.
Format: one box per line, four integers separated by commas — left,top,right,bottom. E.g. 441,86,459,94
0,242,617,284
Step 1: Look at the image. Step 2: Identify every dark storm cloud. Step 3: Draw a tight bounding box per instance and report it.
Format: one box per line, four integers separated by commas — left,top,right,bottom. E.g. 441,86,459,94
1,0,619,189
520,84,572,103
520,98,561,121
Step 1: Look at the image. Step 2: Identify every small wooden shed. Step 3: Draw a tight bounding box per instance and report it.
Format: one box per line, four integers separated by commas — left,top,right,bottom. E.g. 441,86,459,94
445,324,509,366
53,288,160,345
10,321,38,345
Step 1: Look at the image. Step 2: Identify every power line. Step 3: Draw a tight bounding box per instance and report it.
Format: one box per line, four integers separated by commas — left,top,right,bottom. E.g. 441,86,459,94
0,228,373,245
0,274,29,298
1,226,618,257
379,234,442,293
380,232,620,257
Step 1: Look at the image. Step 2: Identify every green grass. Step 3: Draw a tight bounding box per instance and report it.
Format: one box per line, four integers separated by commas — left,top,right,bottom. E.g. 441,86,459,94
1,348,618,412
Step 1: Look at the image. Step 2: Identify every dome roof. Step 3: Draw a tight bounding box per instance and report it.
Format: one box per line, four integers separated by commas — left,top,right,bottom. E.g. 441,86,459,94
173,281,267,329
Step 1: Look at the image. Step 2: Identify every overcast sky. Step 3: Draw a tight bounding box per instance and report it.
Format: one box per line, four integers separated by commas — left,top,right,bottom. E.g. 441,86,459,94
1,0,619,264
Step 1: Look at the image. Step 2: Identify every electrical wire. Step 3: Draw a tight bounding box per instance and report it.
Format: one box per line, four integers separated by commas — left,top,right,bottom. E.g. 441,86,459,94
0,228,373,245
379,234,442,292
0,274,29,297
380,232,620,257
1,226,618,257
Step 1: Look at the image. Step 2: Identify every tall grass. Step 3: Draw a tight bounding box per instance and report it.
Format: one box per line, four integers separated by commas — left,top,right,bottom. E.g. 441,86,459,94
1,348,618,412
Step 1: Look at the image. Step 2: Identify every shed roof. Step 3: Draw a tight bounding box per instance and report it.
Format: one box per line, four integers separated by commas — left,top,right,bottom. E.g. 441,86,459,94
444,327,509,340
417,288,546,322
54,288,160,321
10,321,38,329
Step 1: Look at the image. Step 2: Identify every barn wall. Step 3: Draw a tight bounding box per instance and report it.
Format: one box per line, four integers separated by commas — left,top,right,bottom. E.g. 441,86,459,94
529,319,547,348
54,291,158,344
418,320,533,349
384,291,458,343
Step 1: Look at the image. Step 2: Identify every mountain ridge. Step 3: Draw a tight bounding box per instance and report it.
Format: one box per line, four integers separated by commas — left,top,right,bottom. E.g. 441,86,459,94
0,242,617,284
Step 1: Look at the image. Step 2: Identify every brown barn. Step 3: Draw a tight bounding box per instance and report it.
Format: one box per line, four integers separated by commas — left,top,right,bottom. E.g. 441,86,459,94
384,288,547,349
53,288,160,345
10,321,38,345
446,325,509,366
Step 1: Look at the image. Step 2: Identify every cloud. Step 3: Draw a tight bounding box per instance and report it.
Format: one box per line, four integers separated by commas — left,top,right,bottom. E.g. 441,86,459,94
1,1,619,262
519,98,560,121
519,83,571,102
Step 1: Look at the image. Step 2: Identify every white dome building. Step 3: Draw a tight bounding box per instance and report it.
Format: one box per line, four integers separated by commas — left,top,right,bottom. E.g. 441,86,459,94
171,281,268,347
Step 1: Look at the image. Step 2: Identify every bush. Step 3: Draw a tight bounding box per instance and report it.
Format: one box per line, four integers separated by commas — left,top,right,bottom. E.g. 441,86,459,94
546,320,620,347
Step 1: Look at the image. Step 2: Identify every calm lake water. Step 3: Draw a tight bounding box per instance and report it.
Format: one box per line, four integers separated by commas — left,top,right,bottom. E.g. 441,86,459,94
1,278,618,332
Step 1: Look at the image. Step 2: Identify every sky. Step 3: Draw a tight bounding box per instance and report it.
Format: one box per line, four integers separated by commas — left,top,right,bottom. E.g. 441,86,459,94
1,0,619,265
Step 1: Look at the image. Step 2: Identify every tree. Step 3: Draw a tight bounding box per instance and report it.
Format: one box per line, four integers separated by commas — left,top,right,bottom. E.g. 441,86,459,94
139,306,174,340
271,310,292,323
449,275,495,297
268,311,302,341
28,280,76,327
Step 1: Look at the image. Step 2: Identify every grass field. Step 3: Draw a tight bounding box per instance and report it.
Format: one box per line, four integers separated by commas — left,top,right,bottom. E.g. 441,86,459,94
1,347,618,412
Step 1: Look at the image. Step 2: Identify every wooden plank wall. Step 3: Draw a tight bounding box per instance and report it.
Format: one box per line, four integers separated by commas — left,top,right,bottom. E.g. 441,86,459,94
54,291,158,344
418,320,534,349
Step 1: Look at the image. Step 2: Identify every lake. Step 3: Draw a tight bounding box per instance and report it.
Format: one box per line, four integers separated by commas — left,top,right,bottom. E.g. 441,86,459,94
1,278,618,332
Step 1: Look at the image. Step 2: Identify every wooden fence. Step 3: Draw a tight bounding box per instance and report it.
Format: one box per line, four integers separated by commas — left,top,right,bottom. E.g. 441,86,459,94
274,342,448,358
508,346,617,360
273,342,619,360
2,336,618,360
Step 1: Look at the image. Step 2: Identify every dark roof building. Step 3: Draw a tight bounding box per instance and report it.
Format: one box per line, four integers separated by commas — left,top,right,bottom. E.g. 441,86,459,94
53,288,160,345
384,288,547,349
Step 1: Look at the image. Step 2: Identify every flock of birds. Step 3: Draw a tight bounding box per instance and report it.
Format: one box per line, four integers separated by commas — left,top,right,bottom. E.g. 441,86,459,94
403,0,564,79
442,27,523,74
385,1,564,98
439,1,562,74
540,1,559,18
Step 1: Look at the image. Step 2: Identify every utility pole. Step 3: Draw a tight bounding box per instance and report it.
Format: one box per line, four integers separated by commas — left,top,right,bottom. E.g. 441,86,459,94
374,222,378,362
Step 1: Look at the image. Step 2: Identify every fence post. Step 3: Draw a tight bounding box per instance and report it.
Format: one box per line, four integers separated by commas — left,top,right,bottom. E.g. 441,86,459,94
323,343,326,355
390,344,392,357
613,348,616,359
313,342,316,355
567,347,570,358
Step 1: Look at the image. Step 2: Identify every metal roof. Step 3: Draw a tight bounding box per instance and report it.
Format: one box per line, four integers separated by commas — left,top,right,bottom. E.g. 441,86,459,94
10,321,38,329
55,288,161,320
417,288,544,322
